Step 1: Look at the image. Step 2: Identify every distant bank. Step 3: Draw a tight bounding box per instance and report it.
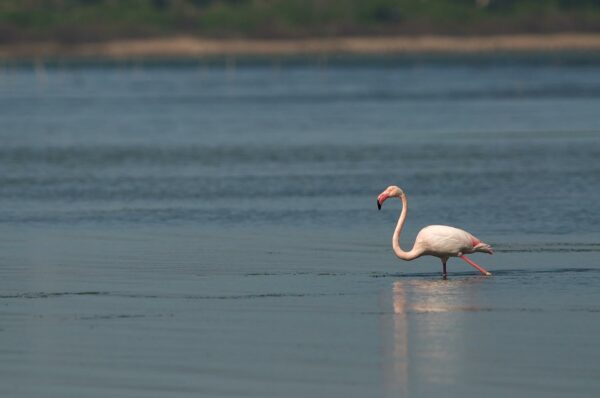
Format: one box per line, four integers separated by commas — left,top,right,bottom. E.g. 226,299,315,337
2,34,600,60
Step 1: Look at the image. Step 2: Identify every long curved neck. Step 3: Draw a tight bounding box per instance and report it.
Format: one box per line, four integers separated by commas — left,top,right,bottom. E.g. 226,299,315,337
392,194,421,261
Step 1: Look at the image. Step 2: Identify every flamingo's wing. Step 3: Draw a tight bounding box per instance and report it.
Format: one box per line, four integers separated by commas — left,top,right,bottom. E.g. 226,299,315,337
416,225,474,256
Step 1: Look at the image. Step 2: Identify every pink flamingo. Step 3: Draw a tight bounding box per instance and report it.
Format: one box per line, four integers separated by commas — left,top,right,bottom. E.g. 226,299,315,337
377,186,493,277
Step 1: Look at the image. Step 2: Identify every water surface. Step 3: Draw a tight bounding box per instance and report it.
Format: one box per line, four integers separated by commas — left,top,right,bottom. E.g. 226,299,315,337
0,56,599,397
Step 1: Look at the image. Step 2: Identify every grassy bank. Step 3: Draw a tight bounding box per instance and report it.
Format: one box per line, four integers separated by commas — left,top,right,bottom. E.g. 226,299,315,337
1,0,600,44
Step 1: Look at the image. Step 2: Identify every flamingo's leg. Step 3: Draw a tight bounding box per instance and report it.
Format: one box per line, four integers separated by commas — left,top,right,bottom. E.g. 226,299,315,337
459,255,492,276
441,258,448,279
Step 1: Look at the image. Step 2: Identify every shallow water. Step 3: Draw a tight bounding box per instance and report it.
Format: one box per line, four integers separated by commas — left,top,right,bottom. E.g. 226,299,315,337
0,56,599,397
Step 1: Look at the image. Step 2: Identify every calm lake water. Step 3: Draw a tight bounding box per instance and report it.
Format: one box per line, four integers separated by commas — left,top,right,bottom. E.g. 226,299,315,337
0,55,599,397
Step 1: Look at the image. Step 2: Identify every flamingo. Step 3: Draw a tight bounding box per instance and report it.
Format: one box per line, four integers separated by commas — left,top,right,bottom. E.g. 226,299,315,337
377,185,493,277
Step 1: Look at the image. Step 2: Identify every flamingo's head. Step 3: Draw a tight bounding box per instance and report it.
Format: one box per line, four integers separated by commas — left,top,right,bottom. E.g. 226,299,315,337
377,186,404,210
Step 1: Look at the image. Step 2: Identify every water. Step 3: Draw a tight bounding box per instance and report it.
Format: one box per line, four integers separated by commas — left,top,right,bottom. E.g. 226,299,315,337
0,56,599,397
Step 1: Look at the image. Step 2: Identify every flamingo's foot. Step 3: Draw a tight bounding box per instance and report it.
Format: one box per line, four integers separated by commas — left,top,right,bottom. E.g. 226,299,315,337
459,255,492,276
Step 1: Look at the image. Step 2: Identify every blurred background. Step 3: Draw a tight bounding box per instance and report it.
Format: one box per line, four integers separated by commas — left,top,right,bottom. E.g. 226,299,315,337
1,2,600,398
2,0,600,43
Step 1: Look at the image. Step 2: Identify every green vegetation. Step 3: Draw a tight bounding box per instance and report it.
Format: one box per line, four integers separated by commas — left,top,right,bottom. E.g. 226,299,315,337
1,0,600,43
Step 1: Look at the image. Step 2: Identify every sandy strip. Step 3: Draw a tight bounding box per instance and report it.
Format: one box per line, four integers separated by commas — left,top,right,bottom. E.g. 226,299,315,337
2,34,600,59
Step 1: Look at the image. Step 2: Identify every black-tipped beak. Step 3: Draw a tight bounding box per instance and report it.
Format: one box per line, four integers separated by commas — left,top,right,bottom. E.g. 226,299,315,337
377,200,381,210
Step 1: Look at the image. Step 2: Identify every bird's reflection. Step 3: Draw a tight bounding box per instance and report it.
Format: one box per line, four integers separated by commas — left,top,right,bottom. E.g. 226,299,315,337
382,280,409,397
382,277,487,397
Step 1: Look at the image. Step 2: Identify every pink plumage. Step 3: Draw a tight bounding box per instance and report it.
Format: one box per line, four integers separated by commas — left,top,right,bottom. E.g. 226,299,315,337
377,186,493,277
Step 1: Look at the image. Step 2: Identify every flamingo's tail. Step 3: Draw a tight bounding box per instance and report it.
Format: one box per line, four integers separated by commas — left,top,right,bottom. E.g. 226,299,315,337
474,242,494,255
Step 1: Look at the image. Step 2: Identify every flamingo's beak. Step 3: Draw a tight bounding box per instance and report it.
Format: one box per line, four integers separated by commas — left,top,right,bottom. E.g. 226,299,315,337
377,193,389,210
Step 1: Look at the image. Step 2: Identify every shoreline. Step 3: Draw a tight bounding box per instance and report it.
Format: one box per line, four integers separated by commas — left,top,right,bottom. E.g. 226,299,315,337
1,33,600,60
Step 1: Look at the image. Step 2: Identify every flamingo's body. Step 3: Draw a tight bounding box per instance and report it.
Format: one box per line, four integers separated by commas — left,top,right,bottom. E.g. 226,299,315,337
411,225,494,259
377,186,493,277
